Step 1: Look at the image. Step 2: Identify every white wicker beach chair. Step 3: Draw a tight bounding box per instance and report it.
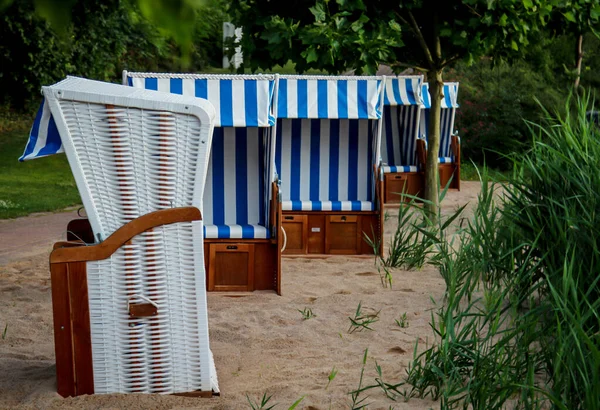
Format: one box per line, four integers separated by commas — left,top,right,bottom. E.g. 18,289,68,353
38,76,219,397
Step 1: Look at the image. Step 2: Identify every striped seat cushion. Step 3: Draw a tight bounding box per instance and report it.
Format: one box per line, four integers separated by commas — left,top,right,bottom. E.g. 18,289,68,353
204,224,269,239
438,157,453,164
282,200,374,212
381,165,418,173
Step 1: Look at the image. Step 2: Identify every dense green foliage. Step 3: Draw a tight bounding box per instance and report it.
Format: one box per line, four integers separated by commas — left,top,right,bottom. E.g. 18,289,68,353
371,95,600,408
0,0,227,108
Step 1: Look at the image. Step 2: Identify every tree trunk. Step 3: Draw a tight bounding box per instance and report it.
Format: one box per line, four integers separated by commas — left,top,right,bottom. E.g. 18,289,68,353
424,68,443,220
574,33,583,90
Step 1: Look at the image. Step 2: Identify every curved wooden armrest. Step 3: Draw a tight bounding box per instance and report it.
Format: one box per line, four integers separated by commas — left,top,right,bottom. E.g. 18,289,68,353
50,207,202,264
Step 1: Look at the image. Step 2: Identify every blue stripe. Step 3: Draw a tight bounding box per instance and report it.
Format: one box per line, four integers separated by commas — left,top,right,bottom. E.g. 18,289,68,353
127,77,133,86
337,81,348,118
297,80,308,118
278,80,288,118
235,128,248,224
317,80,328,118
245,80,258,127
422,85,431,108
220,80,233,126
309,120,321,201
332,201,341,211
268,80,276,125
348,120,359,200
290,119,302,200
242,225,255,239
37,115,61,157
217,225,230,238
392,80,402,105
357,81,368,118
259,128,266,226
329,119,340,200
195,79,208,99
444,85,453,108
406,79,416,105
291,200,302,211
212,128,225,225
367,120,374,201
384,106,395,165
145,78,158,91
21,101,44,161
170,78,183,94
275,121,282,178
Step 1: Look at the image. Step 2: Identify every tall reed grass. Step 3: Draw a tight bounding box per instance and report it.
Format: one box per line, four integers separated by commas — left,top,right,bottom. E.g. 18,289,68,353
370,93,600,409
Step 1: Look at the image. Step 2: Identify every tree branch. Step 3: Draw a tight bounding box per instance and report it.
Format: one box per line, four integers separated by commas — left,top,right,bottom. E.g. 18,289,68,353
441,53,461,68
394,10,434,68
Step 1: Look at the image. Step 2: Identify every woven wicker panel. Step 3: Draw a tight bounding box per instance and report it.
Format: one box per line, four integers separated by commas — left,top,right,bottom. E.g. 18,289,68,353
58,101,206,240
87,220,212,394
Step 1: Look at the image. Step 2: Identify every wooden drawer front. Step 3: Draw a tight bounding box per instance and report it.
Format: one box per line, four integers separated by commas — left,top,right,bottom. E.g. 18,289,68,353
385,173,422,203
326,215,360,254
439,164,458,190
329,215,357,223
209,243,255,291
282,214,307,254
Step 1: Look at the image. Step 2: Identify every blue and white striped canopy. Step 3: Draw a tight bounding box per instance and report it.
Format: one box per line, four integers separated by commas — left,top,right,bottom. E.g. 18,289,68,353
19,99,63,161
383,76,423,106
277,76,383,120
421,83,459,109
125,73,276,127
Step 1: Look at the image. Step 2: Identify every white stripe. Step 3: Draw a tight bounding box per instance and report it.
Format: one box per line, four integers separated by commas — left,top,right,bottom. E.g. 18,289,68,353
132,78,145,89
398,80,410,106
319,120,330,200
222,128,237,224
357,121,368,200
337,120,349,200
287,80,298,118
231,80,245,126
204,225,219,238
385,79,396,105
281,121,292,200
207,80,221,126
158,78,170,93
246,128,260,224
327,81,338,118
307,80,318,118
368,80,379,118
228,225,242,238
346,81,358,119
182,78,195,97
300,119,311,201
257,82,268,127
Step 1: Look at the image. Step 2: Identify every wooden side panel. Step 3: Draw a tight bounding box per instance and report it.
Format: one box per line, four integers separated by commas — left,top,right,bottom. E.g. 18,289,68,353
50,262,76,398
66,219,94,244
208,244,254,292
439,164,456,191
253,243,276,291
307,214,326,254
67,262,94,396
281,214,307,254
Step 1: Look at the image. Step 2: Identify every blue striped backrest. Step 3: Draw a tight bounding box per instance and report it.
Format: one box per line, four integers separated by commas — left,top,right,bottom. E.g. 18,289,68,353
126,73,276,127
383,76,423,106
381,105,420,167
277,76,383,119
204,127,268,226
419,109,456,158
420,82,459,158
19,99,64,161
275,119,376,203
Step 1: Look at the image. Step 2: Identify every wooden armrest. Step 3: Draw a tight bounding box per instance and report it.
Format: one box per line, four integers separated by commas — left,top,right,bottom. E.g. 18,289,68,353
50,207,202,264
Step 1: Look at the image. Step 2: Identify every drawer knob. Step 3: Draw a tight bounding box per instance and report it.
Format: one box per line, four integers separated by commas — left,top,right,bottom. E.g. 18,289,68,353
284,216,294,220
227,245,238,250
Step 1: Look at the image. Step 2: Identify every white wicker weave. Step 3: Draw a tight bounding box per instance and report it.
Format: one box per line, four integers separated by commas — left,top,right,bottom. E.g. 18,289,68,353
43,76,218,394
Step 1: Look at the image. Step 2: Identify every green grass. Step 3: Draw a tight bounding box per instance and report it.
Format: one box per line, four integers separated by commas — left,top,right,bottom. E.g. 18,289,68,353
460,161,510,181
0,127,80,219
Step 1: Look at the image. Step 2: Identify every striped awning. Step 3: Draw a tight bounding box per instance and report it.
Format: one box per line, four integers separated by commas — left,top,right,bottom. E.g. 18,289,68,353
383,76,423,106
421,83,459,109
125,73,276,127
277,76,383,119
19,99,64,161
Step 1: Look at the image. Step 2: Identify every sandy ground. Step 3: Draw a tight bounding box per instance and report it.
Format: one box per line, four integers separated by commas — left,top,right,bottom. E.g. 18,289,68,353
0,182,481,410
